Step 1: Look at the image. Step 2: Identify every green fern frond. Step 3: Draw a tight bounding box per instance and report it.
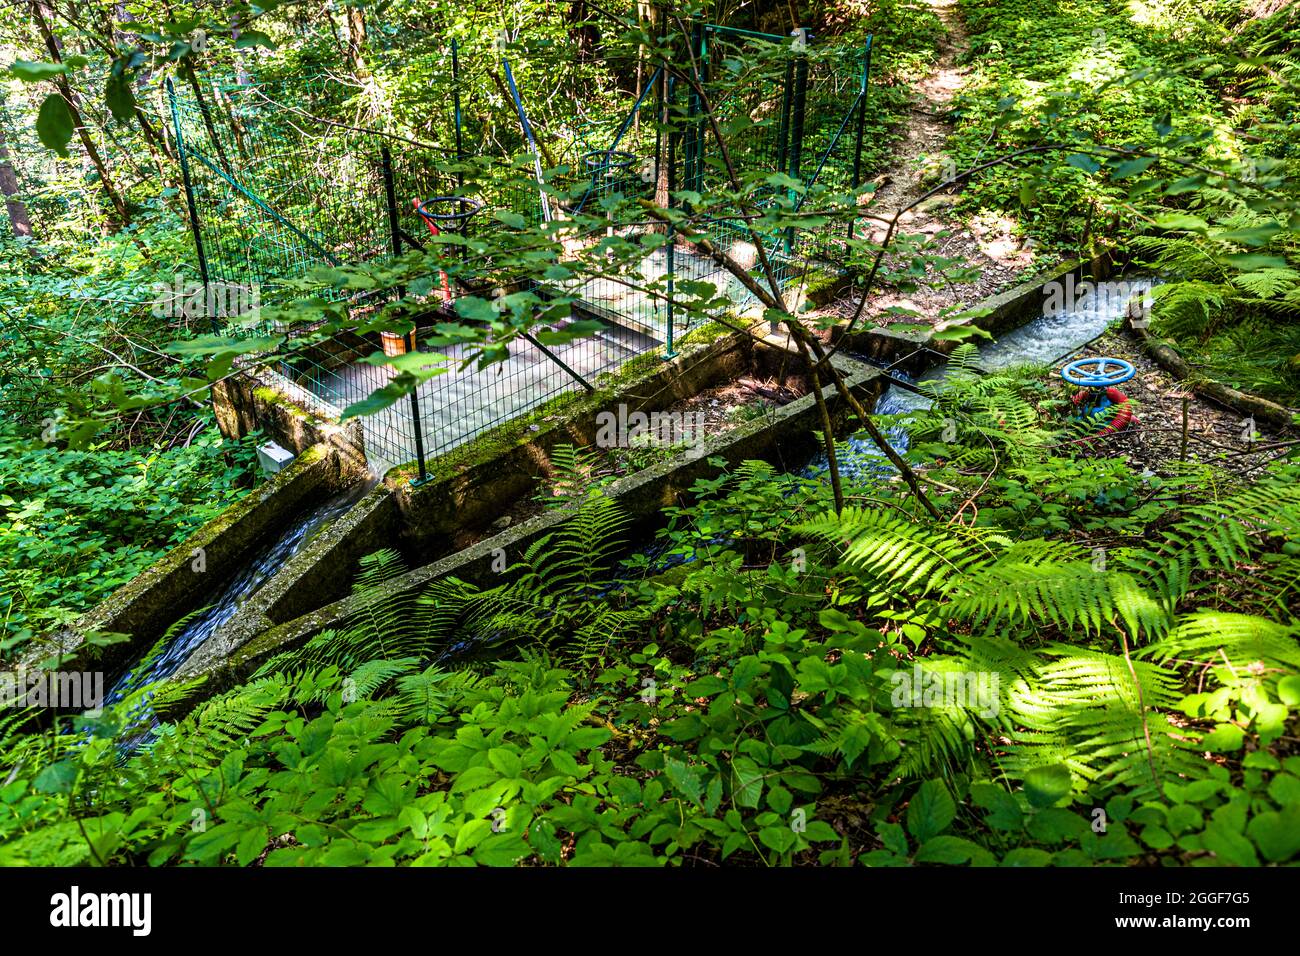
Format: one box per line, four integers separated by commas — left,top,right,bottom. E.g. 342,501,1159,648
1143,612,1300,674
797,508,986,596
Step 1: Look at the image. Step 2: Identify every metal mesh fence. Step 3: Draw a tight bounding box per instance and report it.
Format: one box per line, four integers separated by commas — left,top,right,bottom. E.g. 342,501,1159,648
171,26,874,478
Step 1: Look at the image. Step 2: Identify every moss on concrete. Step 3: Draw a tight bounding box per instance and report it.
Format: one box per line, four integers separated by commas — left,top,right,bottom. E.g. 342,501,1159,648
383,330,748,486
164,354,885,708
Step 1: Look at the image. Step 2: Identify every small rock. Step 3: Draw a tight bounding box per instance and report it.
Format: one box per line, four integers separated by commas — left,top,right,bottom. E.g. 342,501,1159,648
491,515,513,530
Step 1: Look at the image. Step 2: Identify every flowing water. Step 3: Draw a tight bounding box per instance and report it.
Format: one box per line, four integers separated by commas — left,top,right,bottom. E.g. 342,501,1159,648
106,475,379,707
807,277,1154,478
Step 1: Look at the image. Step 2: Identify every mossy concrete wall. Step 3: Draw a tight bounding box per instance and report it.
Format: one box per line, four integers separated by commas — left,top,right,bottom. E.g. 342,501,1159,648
173,482,398,681
213,368,370,478
15,443,348,678
387,328,771,552
159,327,760,692
165,353,884,703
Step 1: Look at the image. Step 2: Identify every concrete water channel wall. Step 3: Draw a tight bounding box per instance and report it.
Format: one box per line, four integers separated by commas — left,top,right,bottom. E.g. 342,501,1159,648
18,259,1094,714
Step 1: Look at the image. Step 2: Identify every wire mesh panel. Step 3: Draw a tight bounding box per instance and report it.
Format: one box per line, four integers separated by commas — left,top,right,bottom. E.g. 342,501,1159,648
665,27,872,318
169,28,874,479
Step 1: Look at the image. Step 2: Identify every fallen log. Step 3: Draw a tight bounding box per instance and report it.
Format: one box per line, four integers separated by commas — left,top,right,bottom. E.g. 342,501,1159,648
1125,315,1300,436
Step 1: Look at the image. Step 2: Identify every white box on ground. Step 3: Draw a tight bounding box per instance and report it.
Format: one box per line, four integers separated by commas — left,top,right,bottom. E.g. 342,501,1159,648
256,441,295,475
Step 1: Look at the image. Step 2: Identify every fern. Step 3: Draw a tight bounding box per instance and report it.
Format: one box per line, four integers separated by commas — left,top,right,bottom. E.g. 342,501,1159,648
999,645,1203,795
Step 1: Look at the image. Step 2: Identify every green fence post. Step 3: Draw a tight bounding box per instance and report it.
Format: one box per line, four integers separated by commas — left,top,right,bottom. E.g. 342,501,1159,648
168,78,219,335
850,35,873,241
665,75,678,360
382,144,430,485
786,32,809,257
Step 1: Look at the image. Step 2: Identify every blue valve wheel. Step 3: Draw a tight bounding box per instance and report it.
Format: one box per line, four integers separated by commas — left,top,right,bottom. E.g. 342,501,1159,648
1060,357,1136,388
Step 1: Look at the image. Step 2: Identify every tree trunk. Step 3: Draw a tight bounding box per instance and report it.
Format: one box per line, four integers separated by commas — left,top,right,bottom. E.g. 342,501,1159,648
344,6,370,79
29,1,131,227
0,115,34,237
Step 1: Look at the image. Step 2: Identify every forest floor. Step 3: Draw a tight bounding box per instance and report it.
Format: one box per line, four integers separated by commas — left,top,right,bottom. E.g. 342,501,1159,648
818,0,1038,329
1074,328,1293,480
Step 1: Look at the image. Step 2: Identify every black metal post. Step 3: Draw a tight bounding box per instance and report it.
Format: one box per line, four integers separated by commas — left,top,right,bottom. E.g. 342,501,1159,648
381,145,402,258
451,37,465,193
666,76,678,359
168,79,218,335
381,144,430,484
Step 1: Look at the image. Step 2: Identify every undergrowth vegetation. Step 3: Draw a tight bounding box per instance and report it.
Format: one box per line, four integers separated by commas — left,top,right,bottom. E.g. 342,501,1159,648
1,0,1298,873
4,357,1298,867
951,0,1300,404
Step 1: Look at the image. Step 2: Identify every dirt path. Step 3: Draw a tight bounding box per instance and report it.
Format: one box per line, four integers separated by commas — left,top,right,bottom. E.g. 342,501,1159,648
821,0,1038,328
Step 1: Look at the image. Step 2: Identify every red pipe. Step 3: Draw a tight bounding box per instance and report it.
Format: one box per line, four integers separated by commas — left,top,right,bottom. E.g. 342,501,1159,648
414,199,454,305
1070,386,1135,442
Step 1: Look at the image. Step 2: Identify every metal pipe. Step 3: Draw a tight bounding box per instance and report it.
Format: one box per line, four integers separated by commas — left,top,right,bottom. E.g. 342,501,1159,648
451,38,465,191
850,37,873,240
501,54,551,222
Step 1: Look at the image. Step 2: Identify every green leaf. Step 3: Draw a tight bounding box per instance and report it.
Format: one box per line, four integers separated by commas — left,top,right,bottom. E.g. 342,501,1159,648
235,30,277,49
1022,764,1072,808
1209,223,1283,247
971,782,1023,831
1110,156,1156,178
915,835,981,864
1246,807,1300,862
1153,213,1210,234
876,821,910,857
236,825,269,866
472,832,531,866
533,320,604,346
1277,676,1300,706
33,760,78,794
731,758,765,809
1201,723,1245,752
664,757,703,805
758,825,797,853
1027,808,1087,844
341,379,417,420
454,819,493,854
1065,154,1101,174
1140,825,1174,849
493,210,527,229
1202,821,1259,866
907,780,955,843
36,93,75,157
10,61,67,82
105,74,136,123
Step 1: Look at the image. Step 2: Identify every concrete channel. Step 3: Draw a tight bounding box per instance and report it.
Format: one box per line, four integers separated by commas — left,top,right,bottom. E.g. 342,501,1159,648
15,258,1093,715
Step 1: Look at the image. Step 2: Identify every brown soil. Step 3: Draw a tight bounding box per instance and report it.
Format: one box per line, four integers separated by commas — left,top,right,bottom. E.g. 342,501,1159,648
451,375,808,550
816,0,1038,330
1059,329,1292,480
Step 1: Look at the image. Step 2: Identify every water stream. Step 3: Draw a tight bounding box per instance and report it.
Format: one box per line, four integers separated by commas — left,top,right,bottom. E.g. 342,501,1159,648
105,275,1152,714
808,277,1153,478
106,475,379,706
